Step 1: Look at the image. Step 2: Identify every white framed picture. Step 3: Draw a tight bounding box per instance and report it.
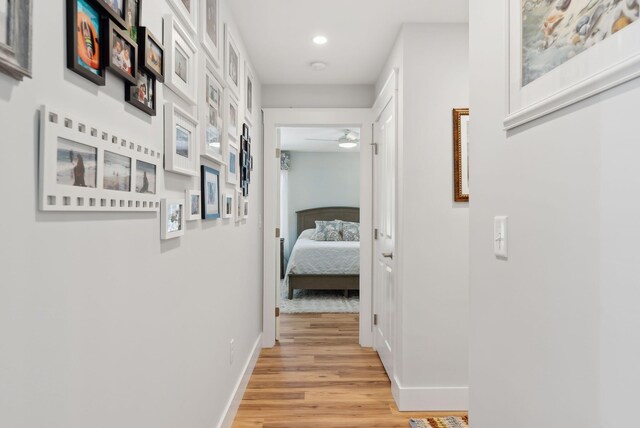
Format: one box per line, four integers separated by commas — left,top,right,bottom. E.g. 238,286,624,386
226,143,238,186
235,189,243,223
163,14,198,105
201,57,225,163
224,23,241,99
200,0,220,66
167,0,198,34
222,192,233,219
226,90,239,142
244,61,254,125
243,198,249,218
505,0,640,130
186,189,201,221
161,198,186,240
164,102,199,177
201,164,221,219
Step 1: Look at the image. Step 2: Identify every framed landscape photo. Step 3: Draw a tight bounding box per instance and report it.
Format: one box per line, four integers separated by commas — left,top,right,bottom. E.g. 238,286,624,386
200,0,220,65
66,0,105,85
0,0,32,80
167,0,198,34
135,159,156,195
125,69,156,116
224,24,241,99
453,108,469,202
95,0,127,29
222,193,233,219
161,198,185,240
226,143,238,186
164,102,199,176
201,165,220,219
138,27,164,82
105,20,138,84
201,58,224,163
186,189,201,221
164,14,198,104
505,0,640,129
244,62,254,125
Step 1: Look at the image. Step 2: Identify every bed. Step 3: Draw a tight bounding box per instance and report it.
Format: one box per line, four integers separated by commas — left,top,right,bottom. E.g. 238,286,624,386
285,207,360,299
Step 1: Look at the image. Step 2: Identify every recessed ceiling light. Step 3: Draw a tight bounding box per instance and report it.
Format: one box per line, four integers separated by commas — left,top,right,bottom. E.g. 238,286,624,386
339,142,358,149
310,61,327,71
313,35,328,45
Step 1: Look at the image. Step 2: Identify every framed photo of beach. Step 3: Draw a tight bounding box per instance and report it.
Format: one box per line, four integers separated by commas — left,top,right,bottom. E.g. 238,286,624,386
164,102,199,176
67,0,105,85
505,0,640,129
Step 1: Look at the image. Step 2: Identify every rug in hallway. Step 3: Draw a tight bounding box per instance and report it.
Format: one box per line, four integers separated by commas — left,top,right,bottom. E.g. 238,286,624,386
279,279,359,313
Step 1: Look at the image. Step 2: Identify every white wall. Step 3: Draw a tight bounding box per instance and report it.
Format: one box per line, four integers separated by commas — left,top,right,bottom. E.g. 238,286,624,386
0,2,263,428
376,23,470,410
285,151,360,256
263,84,374,108
469,2,640,428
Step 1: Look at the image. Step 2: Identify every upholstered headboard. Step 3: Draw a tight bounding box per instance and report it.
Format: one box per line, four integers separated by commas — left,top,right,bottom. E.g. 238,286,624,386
296,207,360,237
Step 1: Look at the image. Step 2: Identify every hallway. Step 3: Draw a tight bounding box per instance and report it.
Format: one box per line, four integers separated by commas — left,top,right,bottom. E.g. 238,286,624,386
232,314,466,427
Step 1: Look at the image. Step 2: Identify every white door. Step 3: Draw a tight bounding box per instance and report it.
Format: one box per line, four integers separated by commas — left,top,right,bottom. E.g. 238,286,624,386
372,93,396,376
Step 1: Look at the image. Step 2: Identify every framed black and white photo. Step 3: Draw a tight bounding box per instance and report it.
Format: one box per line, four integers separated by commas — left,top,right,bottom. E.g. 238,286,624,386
224,24,241,99
161,198,185,240
164,102,199,176
186,189,201,221
201,164,220,219
222,193,233,219
125,69,156,116
0,0,31,80
200,0,220,65
138,26,164,82
105,19,138,84
95,0,127,29
164,14,198,104
201,57,224,163
244,61,254,125
167,0,198,34
66,0,105,85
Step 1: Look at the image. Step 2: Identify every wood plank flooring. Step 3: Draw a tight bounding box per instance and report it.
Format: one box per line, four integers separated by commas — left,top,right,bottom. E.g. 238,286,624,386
232,313,467,428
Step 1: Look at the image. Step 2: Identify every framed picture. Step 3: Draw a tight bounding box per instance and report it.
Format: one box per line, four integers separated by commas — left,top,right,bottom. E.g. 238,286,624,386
200,0,220,65
226,143,238,186
164,14,198,104
222,193,233,219
0,0,31,80
164,102,199,176
167,0,198,34
125,69,156,115
201,165,220,219
66,0,105,85
243,198,249,218
138,27,164,82
235,189,243,222
224,24,241,99
186,189,201,221
505,0,640,129
226,91,239,142
124,0,141,40
105,20,138,84
244,62,254,125
453,108,469,202
95,0,127,29
161,198,185,240
201,58,224,163
38,105,162,212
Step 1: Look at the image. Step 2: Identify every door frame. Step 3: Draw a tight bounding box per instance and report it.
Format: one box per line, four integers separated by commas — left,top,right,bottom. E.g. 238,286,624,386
262,108,374,348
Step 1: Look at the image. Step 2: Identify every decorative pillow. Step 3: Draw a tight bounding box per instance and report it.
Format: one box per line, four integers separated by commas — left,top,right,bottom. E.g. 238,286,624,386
342,222,360,241
311,220,342,241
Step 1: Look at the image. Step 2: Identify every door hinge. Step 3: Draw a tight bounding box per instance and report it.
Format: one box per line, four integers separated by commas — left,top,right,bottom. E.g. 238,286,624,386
276,148,281,158
371,142,379,155
276,307,280,317
275,228,280,238
373,314,378,326
374,228,379,240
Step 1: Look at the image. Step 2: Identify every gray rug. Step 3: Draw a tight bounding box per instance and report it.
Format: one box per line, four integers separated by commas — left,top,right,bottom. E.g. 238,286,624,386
279,279,360,313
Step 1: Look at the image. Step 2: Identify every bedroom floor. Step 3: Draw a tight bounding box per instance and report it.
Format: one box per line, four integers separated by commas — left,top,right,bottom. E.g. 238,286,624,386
279,279,360,314
231,313,466,427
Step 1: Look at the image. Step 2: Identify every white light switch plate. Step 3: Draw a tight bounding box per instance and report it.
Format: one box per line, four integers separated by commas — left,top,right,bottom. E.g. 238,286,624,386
494,216,508,258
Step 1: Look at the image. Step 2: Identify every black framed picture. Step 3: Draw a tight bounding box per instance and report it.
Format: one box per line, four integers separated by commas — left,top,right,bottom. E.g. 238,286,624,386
124,0,141,41
125,69,156,116
66,0,106,85
105,19,138,84
138,27,164,82
95,0,127,28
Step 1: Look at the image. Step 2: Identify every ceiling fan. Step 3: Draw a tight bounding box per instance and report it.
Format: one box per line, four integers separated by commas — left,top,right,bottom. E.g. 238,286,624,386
305,129,360,148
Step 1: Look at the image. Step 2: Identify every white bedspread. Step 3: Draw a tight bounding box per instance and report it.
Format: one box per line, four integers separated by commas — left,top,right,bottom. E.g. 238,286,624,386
286,229,360,276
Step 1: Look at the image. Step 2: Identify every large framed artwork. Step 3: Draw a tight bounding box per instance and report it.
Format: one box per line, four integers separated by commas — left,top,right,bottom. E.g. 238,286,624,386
200,0,220,65
167,0,198,34
453,108,469,202
0,0,32,80
201,57,224,163
105,20,138,85
163,14,198,105
164,102,199,176
506,0,640,129
66,0,105,85
224,24,241,99
160,198,185,240
201,165,220,219
38,105,161,212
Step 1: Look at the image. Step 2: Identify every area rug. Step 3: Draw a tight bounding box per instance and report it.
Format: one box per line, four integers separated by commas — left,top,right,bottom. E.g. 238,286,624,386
409,416,468,428
279,279,360,313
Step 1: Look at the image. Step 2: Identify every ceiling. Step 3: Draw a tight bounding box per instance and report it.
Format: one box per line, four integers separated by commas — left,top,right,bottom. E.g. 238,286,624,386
281,127,361,152
227,0,469,85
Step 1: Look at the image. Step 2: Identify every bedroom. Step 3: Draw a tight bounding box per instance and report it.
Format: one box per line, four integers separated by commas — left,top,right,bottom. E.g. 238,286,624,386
279,127,362,314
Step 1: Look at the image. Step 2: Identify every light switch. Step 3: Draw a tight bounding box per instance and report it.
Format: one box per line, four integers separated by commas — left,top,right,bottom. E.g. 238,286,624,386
494,216,508,258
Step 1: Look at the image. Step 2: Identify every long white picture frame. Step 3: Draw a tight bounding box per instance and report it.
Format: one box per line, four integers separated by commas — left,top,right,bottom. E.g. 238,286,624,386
167,0,198,35
244,61,255,126
224,23,242,100
38,105,161,212
505,0,640,130
200,0,220,66
164,102,200,177
201,56,225,164
164,14,199,105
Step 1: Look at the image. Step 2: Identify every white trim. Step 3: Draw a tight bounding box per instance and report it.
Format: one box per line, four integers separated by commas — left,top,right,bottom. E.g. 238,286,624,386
217,333,262,428
262,108,374,348
392,376,468,412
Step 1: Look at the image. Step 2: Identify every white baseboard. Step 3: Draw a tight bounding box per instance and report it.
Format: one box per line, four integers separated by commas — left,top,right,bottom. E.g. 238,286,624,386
392,376,468,411
217,333,262,428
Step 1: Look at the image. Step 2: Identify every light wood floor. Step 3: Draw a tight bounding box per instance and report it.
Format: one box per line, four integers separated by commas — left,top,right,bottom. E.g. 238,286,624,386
232,313,467,428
